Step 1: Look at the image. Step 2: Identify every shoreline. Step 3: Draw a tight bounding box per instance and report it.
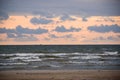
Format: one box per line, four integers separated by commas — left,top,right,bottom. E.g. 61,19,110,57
0,70,120,80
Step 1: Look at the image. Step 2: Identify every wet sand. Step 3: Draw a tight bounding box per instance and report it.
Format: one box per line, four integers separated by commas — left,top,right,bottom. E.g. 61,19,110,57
0,70,120,80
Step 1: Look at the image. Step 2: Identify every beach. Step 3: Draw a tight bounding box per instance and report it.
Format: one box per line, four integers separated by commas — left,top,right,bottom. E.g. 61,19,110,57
0,70,120,80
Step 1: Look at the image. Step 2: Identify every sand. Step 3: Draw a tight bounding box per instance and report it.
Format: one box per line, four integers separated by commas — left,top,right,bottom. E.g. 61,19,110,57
0,70,120,80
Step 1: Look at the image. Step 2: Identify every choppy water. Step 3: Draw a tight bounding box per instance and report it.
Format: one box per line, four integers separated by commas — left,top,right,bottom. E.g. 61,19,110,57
0,45,120,70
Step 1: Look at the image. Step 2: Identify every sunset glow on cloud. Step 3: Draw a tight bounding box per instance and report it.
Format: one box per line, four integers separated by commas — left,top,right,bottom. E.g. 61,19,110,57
0,0,120,45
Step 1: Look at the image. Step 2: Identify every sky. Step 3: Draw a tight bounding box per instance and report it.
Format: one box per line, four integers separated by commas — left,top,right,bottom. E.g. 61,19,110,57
0,0,120,45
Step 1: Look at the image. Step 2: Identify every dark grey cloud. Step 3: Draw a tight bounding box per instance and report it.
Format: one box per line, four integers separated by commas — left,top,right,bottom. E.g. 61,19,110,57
33,11,56,18
60,15,75,21
14,34,38,42
93,36,105,41
6,32,38,41
49,34,73,39
0,11,9,21
118,35,120,38
88,24,120,33
0,25,48,34
63,34,72,38
54,26,81,32
16,25,48,34
30,17,53,25
93,36,120,41
82,17,88,21
0,0,119,17
104,17,115,22
107,36,115,40
7,33,16,38
49,34,59,38
96,17,115,22
0,28,15,33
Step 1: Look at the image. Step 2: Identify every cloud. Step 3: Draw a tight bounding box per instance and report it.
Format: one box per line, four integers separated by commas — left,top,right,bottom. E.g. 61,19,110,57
118,35,120,38
88,24,120,33
104,17,115,22
107,36,120,41
0,25,48,42
0,0,119,16
49,34,59,38
16,25,48,34
33,11,56,18
0,25,48,34
82,17,88,21
54,26,81,32
14,34,38,42
30,17,53,25
7,33,16,38
93,36,105,41
0,38,7,42
60,15,75,21
6,33,38,41
0,28,15,33
84,36,120,42
63,34,72,38
49,34,72,39
107,36,115,40
96,17,115,22
95,36,119,41
0,11,9,21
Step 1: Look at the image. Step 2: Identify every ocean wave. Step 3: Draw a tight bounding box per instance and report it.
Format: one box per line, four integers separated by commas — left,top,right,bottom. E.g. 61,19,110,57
22,59,42,62
80,55,101,59
0,62,28,66
49,64,61,68
104,51,118,55
68,61,86,64
88,61,104,64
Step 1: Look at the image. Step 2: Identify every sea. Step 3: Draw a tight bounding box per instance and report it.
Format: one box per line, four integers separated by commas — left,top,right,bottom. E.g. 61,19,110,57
0,45,120,70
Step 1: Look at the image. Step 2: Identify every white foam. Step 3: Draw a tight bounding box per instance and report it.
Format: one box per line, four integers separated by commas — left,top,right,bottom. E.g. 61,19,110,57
15,53,44,56
0,62,28,66
0,54,15,56
0,53,44,57
49,64,61,67
71,52,81,55
10,55,42,62
11,56,39,59
51,53,67,56
68,61,86,64
104,51,118,55
22,59,42,62
81,55,101,59
69,57,80,59
88,61,104,64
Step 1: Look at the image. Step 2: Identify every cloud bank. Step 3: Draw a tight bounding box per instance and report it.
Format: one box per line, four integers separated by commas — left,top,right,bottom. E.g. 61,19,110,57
0,25,48,34
0,0,120,16
88,24,120,33
30,17,53,25
54,26,81,32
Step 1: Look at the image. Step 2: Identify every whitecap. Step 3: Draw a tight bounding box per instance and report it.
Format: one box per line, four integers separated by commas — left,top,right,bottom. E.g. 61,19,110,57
69,57,80,59
15,53,44,56
0,54,15,56
104,51,118,55
71,52,82,55
81,55,101,59
68,61,86,64
51,53,67,56
49,64,61,67
0,62,28,66
22,59,42,62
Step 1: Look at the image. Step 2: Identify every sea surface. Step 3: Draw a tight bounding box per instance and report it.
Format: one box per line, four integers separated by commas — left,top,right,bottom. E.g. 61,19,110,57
0,45,120,70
